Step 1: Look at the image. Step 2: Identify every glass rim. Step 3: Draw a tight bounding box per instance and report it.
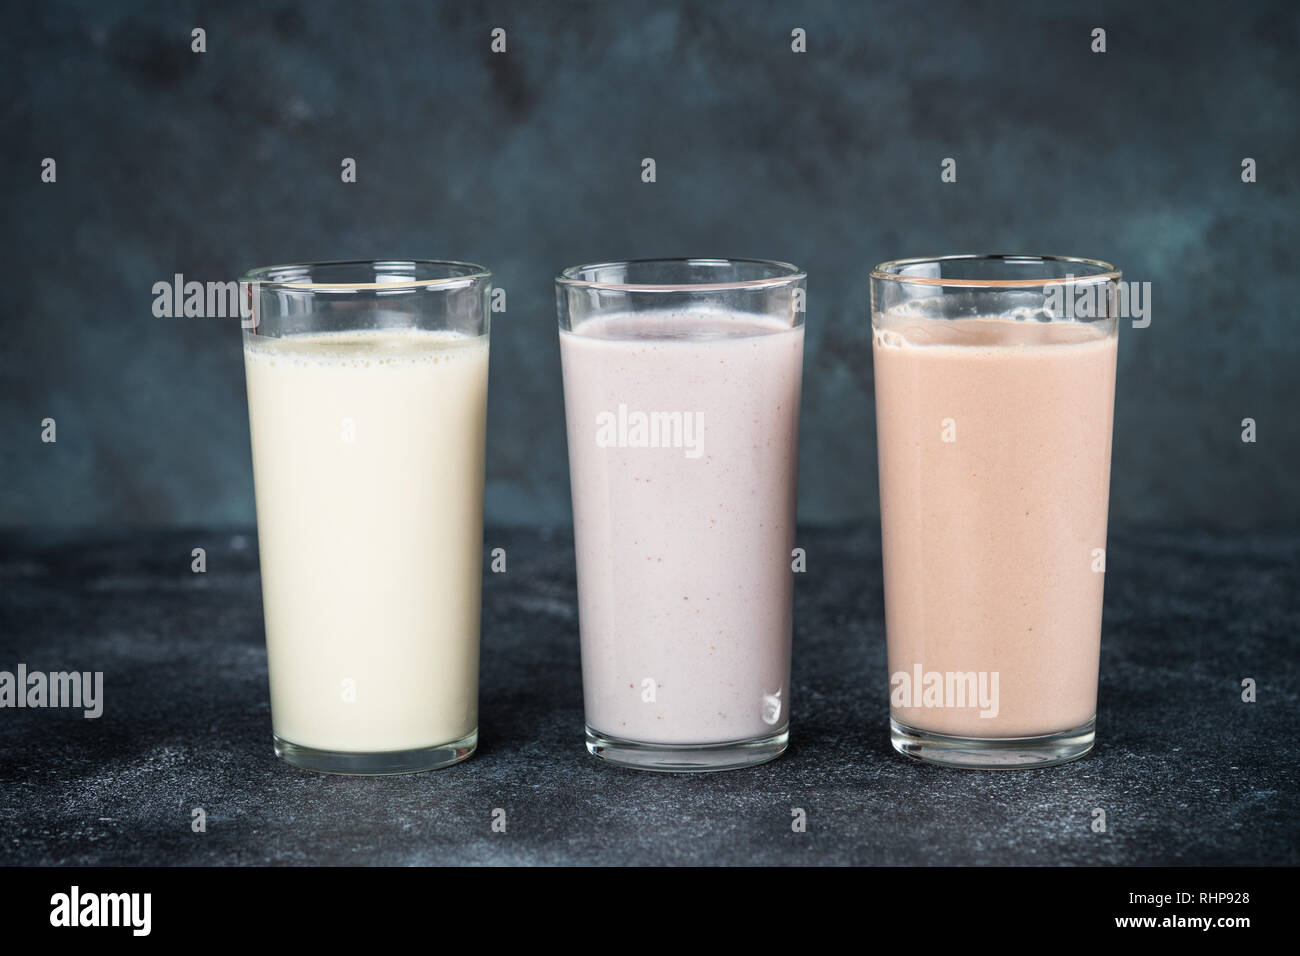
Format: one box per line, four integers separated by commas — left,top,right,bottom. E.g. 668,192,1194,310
556,257,805,292
871,254,1120,288
240,258,491,293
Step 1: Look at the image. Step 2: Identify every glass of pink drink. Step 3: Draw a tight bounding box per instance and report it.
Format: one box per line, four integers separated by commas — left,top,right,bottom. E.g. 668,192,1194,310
871,255,1121,768
557,259,806,771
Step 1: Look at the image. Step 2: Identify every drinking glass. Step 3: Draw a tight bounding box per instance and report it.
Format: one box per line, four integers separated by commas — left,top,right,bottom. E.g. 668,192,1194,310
871,254,1120,768
241,259,491,774
557,258,806,771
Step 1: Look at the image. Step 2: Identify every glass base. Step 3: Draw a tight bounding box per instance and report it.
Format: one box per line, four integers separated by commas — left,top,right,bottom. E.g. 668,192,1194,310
890,717,1095,769
273,730,477,775
585,725,788,773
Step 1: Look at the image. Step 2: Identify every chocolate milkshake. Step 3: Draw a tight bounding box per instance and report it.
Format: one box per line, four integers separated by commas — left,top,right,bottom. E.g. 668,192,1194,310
871,255,1120,768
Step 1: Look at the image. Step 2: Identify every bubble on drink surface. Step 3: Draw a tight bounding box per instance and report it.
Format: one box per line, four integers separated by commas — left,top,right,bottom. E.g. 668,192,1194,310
874,327,905,349
571,308,792,342
244,328,484,368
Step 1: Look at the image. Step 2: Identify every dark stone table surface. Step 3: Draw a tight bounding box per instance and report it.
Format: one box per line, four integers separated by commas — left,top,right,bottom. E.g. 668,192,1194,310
0,526,1295,866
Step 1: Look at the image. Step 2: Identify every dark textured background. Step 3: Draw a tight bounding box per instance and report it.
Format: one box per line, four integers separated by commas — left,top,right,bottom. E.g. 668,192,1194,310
1,1,1297,872
2,527,1295,865
1,0,1297,529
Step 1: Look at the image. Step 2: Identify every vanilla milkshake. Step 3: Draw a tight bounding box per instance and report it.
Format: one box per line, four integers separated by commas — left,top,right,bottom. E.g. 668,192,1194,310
246,328,488,763
559,299,804,769
873,294,1118,765
240,259,492,774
